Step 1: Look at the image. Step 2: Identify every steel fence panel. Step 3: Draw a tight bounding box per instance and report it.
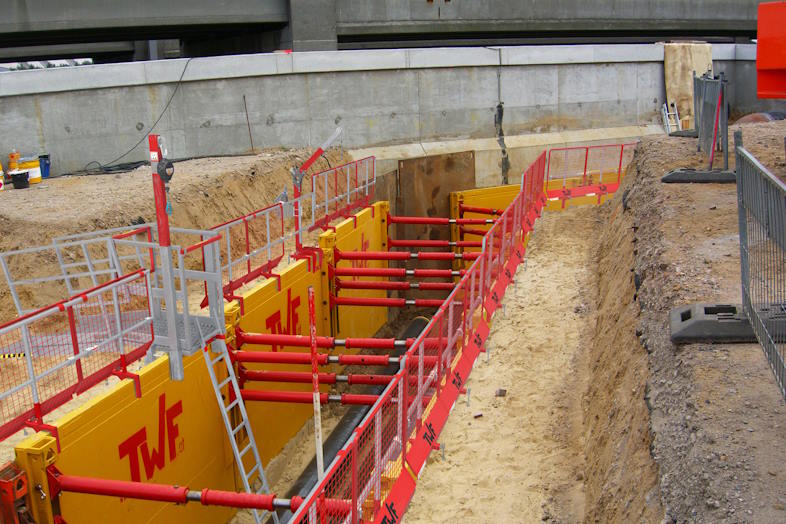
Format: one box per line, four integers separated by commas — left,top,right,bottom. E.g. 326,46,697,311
736,135,786,398
0,270,153,440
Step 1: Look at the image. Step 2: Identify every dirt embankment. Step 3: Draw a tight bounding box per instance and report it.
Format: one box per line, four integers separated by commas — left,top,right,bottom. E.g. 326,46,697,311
618,121,786,523
0,149,346,321
584,183,663,522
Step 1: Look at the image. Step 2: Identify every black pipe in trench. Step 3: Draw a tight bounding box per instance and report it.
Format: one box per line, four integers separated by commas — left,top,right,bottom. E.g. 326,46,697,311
269,316,430,523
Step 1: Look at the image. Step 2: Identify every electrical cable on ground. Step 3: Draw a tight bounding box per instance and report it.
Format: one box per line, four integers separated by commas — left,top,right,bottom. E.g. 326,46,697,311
81,57,194,175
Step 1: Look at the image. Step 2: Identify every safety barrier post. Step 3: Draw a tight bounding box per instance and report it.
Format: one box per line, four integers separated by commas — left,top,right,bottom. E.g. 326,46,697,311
308,287,325,480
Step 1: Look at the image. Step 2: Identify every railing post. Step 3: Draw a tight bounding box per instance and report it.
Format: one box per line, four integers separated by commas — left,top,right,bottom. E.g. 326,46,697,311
351,437,358,524
66,305,84,383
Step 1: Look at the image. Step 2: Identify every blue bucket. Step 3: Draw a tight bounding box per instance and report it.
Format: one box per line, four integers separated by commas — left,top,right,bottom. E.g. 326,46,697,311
39,154,50,178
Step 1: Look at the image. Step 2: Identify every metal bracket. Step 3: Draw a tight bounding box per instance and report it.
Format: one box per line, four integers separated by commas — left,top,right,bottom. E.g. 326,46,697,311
290,167,306,191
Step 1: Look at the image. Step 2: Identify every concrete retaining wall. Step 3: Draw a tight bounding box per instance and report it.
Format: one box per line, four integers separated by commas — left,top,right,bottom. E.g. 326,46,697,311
0,43,781,175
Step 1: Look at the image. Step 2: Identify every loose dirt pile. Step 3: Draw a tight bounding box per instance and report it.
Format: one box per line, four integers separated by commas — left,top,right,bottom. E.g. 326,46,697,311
623,120,786,523
0,149,346,321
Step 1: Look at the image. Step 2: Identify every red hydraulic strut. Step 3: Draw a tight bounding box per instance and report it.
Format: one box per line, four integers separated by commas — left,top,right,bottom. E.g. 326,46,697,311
235,329,441,350
335,279,455,291
234,351,437,367
459,204,503,216
458,226,489,237
334,249,480,261
241,369,394,386
241,390,378,405
387,239,482,249
332,267,465,278
331,295,443,308
45,466,350,513
387,215,494,225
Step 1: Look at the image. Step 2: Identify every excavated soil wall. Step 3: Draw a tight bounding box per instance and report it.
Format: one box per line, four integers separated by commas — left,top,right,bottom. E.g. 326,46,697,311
0,149,346,320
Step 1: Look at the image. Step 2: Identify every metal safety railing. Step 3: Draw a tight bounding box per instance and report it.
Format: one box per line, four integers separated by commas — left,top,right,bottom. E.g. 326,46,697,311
546,143,637,189
735,131,786,399
0,224,157,316
0,270,154,442
300,156,376,233
203,202,286,303
289,149,546,523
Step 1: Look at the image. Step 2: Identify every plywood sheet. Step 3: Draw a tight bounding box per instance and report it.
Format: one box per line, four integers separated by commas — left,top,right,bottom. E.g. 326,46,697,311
396,151,476,298
664,42,713,128
397,151,476,242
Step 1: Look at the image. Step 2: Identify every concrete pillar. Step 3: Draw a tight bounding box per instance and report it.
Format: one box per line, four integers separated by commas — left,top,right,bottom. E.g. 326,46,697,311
288,0,337,51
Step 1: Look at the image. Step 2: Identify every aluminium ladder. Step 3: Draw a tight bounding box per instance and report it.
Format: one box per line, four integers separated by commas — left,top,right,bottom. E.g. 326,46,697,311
662,101,682,133
202,337,279,524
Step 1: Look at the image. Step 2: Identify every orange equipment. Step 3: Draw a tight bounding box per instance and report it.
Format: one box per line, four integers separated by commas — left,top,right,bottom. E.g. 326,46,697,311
757,1,786,98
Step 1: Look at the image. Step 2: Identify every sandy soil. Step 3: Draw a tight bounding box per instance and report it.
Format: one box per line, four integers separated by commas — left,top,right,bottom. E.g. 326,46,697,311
407,206,598,522
621,121,786,522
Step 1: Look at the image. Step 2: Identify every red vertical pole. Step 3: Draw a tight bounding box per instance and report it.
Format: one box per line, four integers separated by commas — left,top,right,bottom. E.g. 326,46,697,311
436,314,444,394
66,306,84,383
617,145,625,184
309,288,320,396
308,287,325,480
351,437,358,524
582,147,589,186
401,365,408,468
147,135,170,247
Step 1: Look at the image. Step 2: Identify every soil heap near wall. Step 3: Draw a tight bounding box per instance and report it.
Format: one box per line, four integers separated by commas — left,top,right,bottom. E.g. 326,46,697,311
0,149,346,322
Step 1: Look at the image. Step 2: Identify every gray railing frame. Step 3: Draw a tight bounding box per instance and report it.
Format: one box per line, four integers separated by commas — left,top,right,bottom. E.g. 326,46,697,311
735,130,786,399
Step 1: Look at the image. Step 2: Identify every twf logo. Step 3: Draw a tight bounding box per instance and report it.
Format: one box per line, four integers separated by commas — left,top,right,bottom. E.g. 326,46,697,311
265,288,301,350
350,232,370,281
118,394,183,482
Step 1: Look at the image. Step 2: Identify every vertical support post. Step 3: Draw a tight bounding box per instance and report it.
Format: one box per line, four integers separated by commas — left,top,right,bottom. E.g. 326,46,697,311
400,360,408,467
351,437,358,524
148,135,170,248
721,73,729,171
148,135,181,380
308,287,325,481
373,408,382,513
66,305,84,382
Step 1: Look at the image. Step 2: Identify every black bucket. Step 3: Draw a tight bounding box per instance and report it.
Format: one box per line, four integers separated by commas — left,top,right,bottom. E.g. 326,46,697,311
11,171,29,189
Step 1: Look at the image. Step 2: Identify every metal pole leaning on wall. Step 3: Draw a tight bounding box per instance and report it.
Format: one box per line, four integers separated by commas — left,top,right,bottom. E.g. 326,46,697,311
663,72,734,183
735,130,786,399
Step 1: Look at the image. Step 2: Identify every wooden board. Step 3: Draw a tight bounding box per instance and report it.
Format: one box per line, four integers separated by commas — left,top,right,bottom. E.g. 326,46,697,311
396,151,476,298
664,42,713,128
396,151,476,242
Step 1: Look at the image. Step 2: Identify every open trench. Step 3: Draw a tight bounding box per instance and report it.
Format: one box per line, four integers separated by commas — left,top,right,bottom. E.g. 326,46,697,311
404,199,662,522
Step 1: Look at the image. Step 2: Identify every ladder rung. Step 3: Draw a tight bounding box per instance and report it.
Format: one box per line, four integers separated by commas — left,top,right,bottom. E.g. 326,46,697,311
239,443,252,457
245,464,259,480
232,423,246,436
210,353,226,366
224,398,240,412
217,376,232,390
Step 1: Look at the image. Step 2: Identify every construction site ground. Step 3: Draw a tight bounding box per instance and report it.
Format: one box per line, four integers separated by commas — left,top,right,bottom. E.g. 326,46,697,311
408,120,786,523
4,121,786,523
